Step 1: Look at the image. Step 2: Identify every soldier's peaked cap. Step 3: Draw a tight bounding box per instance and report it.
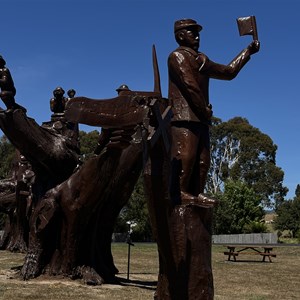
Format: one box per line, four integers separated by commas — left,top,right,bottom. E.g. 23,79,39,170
116,84,130,92
174,19,202,33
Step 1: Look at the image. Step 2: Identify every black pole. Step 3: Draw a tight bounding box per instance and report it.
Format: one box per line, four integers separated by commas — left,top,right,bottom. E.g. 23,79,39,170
127,241,131,280
126,236,134,280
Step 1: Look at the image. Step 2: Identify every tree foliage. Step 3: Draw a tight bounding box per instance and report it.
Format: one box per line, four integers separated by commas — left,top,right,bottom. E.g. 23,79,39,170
213,180,266,234
208,117,287,208
115,175,152,241
274,185,300,238
0,135,15,179
79,130,100,159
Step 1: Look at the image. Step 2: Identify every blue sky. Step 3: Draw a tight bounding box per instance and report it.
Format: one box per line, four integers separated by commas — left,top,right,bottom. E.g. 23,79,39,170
1,0,299,198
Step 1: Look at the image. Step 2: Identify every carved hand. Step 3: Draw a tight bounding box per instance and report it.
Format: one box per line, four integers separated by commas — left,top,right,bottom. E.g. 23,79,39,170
248,40,260,55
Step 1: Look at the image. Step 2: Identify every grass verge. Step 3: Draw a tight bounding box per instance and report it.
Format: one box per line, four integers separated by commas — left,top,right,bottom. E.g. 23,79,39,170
0,243,299,299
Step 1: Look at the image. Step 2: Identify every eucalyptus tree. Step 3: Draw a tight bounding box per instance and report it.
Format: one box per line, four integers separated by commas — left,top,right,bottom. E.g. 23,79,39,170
208,117,287,208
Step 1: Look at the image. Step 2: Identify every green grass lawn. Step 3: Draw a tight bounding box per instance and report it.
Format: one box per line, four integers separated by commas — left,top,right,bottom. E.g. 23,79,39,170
0,243,299,300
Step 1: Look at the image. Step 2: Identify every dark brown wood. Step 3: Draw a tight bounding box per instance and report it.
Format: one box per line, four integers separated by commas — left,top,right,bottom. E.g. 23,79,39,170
0,178,16,249
0,49,169,286
22,140,143,283
5,152,32,252
1,26,260,297
64,92,160,128
0,109,80,183
0,109,81,253
144,97,215,299
0,87,166,283
147,17,260,299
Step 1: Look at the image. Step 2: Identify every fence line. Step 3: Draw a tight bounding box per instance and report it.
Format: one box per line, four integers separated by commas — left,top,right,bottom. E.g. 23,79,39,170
212,233,277,244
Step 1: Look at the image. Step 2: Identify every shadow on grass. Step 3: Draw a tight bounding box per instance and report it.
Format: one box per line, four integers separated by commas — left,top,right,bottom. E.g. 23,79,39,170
115,276,157,291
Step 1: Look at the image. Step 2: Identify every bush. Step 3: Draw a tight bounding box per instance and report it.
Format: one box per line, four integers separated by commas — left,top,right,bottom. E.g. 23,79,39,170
296,230,300,243
243,221,268,233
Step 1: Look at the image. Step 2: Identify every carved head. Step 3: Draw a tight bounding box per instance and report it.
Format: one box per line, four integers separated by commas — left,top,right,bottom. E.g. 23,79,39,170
174,19,202,51
116,84,130,94
0,55,6,67
67,89,76,98
174,19,202,33
53,87,65,98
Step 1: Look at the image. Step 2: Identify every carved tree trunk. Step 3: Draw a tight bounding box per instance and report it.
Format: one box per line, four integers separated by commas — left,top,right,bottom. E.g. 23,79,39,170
0,168,17,249
5,152,31,253
16,92,157,283
0,188,15,249
0,110,80,184
144,124,214,299
0,109,80,252
20,127,143,283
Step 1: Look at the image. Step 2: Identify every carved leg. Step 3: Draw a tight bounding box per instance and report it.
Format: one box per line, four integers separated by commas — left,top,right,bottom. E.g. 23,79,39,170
21,196,59,279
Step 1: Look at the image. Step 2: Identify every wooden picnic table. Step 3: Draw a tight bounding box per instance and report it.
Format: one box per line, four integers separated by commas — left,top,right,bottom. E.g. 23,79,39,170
223,244,277,262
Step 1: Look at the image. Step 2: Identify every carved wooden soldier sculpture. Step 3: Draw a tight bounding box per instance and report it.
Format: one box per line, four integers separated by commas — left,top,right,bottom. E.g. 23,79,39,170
116,84,130,95
0,77,81,253
168,18,260,207
154,18,260,300
50,86,67,114
0,55,25,113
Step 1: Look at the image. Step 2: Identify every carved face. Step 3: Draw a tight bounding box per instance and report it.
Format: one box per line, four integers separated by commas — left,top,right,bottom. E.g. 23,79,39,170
53,87,65,98
179,29,200,51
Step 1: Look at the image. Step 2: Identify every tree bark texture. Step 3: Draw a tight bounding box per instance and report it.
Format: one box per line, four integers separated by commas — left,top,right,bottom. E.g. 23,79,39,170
21,140,143,283
0,110,80,185
1,91,214,297
0,110,80,253
1,93,154,283
144,131,214,299
0,180,16,249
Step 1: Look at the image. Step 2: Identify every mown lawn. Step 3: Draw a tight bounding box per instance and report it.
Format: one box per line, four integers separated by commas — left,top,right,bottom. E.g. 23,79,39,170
0,243,299,299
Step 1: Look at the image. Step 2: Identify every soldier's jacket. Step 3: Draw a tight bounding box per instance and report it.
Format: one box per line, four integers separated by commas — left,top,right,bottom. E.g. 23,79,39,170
168,45,251,125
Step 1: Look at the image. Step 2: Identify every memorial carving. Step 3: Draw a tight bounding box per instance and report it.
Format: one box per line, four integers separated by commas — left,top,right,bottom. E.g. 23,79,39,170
0,153,18,248
0,16,260,300
147,17,260,300
0,80,81,252
0,46,171,285
0,56,26,113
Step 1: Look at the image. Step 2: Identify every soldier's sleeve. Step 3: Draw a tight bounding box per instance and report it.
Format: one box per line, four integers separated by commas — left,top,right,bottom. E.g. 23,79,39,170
202,47,251,80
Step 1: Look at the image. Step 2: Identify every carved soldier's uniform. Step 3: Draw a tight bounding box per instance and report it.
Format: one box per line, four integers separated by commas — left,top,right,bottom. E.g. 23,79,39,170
168,18,256,205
